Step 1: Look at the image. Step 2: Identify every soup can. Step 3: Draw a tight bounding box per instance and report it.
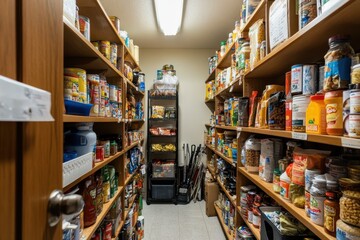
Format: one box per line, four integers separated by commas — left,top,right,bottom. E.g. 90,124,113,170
64,76,79,101
350,89,360,114
64,68,87,103
349,114,360,138
302,64,318,95
109,16,121,33
79,16,90,41
291,64,303,94
110,43,117,66
109,85,118,102
110,101,119,118
292,94,310,132
100,41,111,60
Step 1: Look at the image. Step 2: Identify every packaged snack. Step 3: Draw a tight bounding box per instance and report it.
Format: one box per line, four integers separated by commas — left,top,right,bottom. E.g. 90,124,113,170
249,19,265,70
151,106,165,119
248,91,259,127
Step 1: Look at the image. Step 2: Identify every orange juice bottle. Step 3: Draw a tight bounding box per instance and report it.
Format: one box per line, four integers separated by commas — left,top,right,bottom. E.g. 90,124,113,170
306,94,327,134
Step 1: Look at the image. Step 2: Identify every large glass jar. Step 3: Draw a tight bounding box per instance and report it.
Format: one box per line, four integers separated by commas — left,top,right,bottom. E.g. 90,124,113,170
244,138,261,173
324,35,354,91
324,191,339,236
340,190,360,227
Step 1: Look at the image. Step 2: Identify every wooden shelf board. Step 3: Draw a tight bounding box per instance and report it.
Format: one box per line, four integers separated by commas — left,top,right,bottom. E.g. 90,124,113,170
216,125,237,131
217,177,236,208
237,127,360,149
238,167,336,240
76,0,140,70
245,0,360,79
64,150,125,192
83,186,123,240
124,168,139,186
63,17,124,79
237,207,261,240
214,149,234,166
217,42,236,69
205,124,215,128
205,98,215,103
240,0,266,33
215,79,242,98
63,114,121,123
205,68,216,83
214,204,234,240
125,77,144,96
208,165,216,178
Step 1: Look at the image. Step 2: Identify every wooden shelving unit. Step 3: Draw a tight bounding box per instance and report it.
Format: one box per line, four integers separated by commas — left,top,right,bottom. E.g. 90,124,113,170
205,68,216,83
239,167,335,240
237,207,261,240
240,0,266,33
217,178,236,208
82,186,123,240
216,125,237,131
205,98,215,103
217,42,236,69
215,78,242,98
214,204,234,240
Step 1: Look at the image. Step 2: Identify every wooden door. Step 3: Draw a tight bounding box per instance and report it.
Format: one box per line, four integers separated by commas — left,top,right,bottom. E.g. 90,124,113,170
0,1,17,239
20,0,63,239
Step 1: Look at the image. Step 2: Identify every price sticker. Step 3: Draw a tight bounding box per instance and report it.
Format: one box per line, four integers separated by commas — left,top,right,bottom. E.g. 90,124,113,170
341,137,360,149
236,127,242,132
292,132,308,140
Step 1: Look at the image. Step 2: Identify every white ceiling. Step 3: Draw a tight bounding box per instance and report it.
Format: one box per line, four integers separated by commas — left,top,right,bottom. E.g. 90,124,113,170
100,0,241,49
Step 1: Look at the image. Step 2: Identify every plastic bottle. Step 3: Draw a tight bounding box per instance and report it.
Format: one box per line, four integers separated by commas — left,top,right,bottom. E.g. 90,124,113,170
64,123,97,157
324,90,344,135
310,175,327,226
306,94,326,134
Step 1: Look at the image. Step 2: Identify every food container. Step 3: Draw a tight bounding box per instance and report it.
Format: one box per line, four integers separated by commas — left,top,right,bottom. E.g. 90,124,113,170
100,41,111,60
291,64,303,94
352,64,360,84
96,145,104,162
87,74,100,116
280,171,291,201
278,158,289,173
344,90,351,135
340,190,360,227
319,66,325,92
273,169,281,193
306,94,326,134
79,16,90,41
324,35,354,91
350,88,360,114
325,90,344,135
64,68,87,103
299,0,317,29
348,114,360,138
327,157,348,179
64,100,92,116
245,138,261,173
64,76,79,101
339,178,360,192
292,94,310,132
348,166,360,181
305,190,311,217
336,219,360,239
238,97,249,127
302,64,318,95
285,98,292,131
110,101,119,118
110,43,117,66
109,85,118,102
305,169,321,191
268,92,285,130
109,16,120,34
92,41,99,50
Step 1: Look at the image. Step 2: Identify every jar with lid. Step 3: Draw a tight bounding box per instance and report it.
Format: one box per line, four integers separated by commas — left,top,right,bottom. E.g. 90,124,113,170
324,191,339,236
340,190,360,227
252,206,261,228
309,175,327,226
110,140,117,156
306,94,326,135
246,191,256,223
259,40,266,60
352,64,360,84
220,41,227,58
348,166,360,181
240,185,256,218
273,168,281,193
324,90,344,135
244,138,261,173
324,35,354,91
336,219,360,239
239,42,250,72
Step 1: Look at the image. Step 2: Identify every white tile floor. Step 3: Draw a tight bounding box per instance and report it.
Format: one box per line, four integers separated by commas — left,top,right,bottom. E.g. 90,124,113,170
142,200,226,240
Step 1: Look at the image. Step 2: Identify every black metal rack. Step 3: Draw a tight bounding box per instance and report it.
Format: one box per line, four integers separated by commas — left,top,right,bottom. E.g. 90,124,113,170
146,91,178,204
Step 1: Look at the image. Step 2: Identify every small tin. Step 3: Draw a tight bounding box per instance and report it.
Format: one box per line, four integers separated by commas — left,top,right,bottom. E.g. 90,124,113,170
349,114,360,138
100,40,111,60
291,64,303,94
350,88,360,114
302,64,318,95
100,140,110,158
109,85,118,102
110,43,117,66
79,16,90,41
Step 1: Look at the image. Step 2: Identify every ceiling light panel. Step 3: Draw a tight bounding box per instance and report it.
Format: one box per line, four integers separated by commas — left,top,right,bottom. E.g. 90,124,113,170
154,0,184,36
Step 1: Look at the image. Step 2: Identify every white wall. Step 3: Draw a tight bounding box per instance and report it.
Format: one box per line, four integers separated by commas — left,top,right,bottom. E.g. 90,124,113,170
141,48,215,165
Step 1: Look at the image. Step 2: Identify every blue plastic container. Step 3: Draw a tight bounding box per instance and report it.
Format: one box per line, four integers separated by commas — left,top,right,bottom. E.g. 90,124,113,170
64,100,93,116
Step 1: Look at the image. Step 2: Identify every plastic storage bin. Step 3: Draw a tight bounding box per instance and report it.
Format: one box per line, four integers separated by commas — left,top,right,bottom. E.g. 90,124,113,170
152,162,175,178
151,184,174,199
64,100,93,116
63,152,92,187
259,206,315,240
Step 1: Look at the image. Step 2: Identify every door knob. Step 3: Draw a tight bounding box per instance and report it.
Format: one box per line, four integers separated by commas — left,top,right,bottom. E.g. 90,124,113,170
48,190,84,227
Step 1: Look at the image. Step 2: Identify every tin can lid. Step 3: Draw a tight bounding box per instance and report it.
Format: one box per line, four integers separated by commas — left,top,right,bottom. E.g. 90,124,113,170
329,34,350,44
310,94,324,101
352,64,360,70
349,83,360,90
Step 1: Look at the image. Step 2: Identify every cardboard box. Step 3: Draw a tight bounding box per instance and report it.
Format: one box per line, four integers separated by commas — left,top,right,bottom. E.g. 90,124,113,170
205,181,219,217
269,0,298,50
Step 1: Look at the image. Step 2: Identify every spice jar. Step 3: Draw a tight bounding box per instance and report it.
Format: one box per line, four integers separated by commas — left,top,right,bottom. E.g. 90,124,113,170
325,90,344,136
340,190,360,227
324,191,339,236
310,175,327,226
244,138,261,173
324,35,354,91
352,64,360,84
273,169,281,193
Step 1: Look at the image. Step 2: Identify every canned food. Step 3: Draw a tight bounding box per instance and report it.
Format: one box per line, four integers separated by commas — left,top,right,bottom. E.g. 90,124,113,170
100,140,110,158
350,89,360,114
291,64,303,94
351,64,360,84
110,101,119,118
109,85,118,102
105,100,111,117
87,74,100,116
110,43,117,66
349,114,360,138
302,64,318,95
99,98,106,117
64,68,87,103
96,145,105,162
117,89,122,103
292,95,310,132
91,41,99,50
79,16,90,41
100,41,111,60
109,16,120,34
64,76,79,101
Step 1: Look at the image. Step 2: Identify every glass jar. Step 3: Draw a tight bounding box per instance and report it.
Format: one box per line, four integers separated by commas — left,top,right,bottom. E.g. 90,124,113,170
340,190,360,227
239,42,250,72
352,64,360,84
220,41,227,57
310,177,327,226
324,191,339,236
273,168,281,193
246,191,256,223
324,90,344,136
244,138,261,173
324,35,354,91
110,140,117,156
252,206,261,228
